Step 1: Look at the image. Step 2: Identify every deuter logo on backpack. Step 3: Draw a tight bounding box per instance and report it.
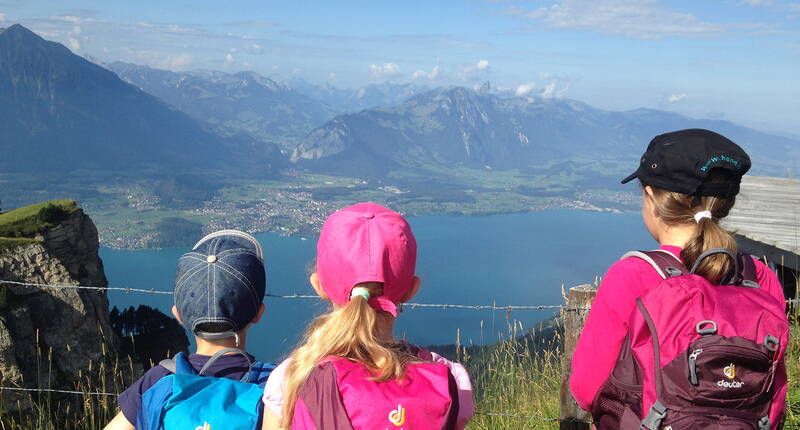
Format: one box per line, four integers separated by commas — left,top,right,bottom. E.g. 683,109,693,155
193,423,211,430
717,363,745,389
724,364,736,379
388,404,406,427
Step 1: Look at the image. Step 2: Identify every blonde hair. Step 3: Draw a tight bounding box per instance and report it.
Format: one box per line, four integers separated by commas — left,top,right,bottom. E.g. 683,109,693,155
646,169,738,283
280,282,417,426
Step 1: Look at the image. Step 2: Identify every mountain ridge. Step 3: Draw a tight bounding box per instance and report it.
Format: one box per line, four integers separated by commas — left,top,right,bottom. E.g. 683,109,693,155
0,24,281,175
292,85,799,178
108,61,335,148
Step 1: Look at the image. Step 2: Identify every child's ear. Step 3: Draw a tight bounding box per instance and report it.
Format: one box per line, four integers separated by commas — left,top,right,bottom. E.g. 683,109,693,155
171,305,183,324
643,185,655,200
400,276,421,303
309,272,330,300
251,303,266,324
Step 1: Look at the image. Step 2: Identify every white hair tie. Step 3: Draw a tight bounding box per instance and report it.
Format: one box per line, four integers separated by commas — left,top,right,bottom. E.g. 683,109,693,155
694,210,713,223
350,287,371,300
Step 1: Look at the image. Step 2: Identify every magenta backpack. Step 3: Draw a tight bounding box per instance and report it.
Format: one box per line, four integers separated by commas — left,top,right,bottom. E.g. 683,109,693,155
291,347,459,430
592,248,788,430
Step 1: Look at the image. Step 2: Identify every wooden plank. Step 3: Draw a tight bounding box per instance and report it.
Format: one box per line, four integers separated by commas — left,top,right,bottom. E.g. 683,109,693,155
723,176,800,258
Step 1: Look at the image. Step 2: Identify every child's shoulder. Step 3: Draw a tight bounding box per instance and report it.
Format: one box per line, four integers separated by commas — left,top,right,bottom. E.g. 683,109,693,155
603,251,666,283
405,345,473,391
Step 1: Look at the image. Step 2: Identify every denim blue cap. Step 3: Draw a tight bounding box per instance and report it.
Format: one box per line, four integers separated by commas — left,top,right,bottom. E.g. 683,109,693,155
174,230,266,340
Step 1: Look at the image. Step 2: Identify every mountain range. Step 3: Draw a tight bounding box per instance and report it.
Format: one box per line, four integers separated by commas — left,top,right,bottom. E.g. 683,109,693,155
1,23,797,196
291,87,799,179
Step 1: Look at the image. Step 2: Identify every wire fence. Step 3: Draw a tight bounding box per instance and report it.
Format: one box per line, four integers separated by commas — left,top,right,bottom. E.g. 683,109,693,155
1,278,797,427
0,279,587,425
0,279,588,312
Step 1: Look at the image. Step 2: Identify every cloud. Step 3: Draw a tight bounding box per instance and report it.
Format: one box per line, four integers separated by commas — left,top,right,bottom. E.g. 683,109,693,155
243,42,263,54
164,53,193,69
67,37,80,51
50,15,95,24
225,53,234,64
370,62,400,80
459,59,491,81
515,73,571,98
0,13,6,23
516,82,536,96
226,20,277,28
666,93,688,103
509,0,724,39
411,65,441,81
741,0,771,5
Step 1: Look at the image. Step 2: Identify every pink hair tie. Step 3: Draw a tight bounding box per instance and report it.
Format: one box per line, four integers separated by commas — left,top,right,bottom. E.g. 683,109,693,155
694,210,713,223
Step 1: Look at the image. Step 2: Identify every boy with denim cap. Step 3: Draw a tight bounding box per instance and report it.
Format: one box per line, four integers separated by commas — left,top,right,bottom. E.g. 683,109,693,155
104,230,273,430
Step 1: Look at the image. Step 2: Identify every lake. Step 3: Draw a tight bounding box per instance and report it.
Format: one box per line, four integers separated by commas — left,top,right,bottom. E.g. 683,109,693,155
101,209,653,362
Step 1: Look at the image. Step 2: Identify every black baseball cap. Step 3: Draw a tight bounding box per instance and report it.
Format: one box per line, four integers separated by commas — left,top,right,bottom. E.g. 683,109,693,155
621,129,751,198
174,230,266,340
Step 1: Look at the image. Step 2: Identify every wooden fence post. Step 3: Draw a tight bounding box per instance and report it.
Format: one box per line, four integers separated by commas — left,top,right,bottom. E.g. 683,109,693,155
559,284,597,430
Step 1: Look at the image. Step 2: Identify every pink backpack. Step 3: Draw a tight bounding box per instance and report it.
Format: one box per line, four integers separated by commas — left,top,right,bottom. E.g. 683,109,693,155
592,248,788,430
291,347,459,430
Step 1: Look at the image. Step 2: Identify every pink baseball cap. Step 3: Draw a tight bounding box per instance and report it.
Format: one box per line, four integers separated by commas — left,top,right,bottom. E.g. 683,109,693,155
317,202,417,317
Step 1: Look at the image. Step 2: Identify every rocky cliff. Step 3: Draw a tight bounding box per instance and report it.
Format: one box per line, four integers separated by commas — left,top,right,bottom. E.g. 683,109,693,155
0,208,140,413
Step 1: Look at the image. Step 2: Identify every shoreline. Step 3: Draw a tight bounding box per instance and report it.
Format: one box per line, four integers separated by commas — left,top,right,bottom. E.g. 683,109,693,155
97,202,636,251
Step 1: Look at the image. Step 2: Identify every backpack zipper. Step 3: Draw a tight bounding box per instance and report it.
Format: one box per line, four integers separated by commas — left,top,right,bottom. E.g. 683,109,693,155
688,348,703,385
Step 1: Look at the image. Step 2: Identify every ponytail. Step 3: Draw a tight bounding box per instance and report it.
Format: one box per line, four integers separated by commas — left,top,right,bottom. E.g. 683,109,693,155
647,169,738,284
280,282,414,427
680,197,738,283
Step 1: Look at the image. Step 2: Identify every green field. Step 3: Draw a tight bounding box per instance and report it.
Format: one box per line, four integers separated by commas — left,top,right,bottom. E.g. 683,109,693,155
0,199,78,252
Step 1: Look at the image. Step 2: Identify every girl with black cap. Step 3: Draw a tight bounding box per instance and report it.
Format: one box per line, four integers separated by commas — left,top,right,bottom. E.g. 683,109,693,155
569,129,788,429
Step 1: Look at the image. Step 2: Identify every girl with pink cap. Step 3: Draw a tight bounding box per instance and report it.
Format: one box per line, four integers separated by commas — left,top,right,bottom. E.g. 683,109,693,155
261,202,474,430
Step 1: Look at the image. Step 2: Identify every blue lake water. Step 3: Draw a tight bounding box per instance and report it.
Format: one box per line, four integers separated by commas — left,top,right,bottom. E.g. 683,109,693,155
101,209,653,362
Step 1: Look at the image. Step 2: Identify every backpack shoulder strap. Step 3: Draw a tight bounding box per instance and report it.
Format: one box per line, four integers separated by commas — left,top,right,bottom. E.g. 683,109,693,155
158,351,195,375
620,250,687,279
249,361,276,387
442,367,459,430
737,252,760,287
158,358,176,374
296,362,355,430
720,252,761,288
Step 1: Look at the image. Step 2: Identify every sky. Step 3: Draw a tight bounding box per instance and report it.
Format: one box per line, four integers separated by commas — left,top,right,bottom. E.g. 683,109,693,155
1,0,799,136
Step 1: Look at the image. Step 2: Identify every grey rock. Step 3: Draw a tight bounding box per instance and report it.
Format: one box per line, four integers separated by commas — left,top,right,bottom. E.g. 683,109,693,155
0,209,141,413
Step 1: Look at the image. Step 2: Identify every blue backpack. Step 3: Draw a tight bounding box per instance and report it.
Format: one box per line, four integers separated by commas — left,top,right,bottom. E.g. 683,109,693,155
136,348,275,430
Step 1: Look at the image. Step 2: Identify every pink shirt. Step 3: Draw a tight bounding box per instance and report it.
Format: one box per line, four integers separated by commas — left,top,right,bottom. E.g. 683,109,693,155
569,245,787,428
263,351,474,430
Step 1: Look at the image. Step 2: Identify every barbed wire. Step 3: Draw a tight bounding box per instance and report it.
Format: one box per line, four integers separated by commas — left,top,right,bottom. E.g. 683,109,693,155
474,410,561,421
0,386,116,397
0,279,588,312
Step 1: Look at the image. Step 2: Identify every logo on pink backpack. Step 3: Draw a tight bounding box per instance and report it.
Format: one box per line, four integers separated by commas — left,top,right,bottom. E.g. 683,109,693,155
292,348,460,430
592,248,788,430
388,404,407,426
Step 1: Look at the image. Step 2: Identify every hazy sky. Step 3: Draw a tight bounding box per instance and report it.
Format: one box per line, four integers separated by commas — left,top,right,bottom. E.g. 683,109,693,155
1,0,799,135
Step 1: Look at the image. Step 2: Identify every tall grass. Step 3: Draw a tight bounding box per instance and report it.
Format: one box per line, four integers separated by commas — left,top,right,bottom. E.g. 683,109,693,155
1,315,798,429
0,330,137,430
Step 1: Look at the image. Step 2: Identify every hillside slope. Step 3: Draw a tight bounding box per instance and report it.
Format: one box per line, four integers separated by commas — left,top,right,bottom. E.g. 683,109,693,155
0,25,281,174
